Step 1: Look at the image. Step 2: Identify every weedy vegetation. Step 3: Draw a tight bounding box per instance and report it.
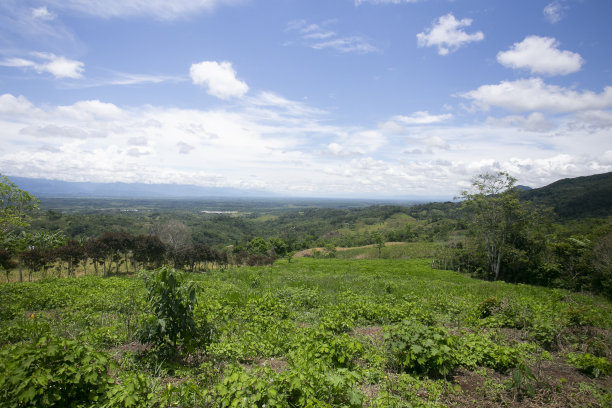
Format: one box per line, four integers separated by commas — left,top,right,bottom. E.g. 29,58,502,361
1,258,610,407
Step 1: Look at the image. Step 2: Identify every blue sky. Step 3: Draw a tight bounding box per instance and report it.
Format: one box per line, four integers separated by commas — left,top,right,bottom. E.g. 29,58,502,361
1,0,611,198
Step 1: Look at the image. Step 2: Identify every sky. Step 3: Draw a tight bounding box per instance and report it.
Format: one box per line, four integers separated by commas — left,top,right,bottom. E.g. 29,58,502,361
1,0,611,198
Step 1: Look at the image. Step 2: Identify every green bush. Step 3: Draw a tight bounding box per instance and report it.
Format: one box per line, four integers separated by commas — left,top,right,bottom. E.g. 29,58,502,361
138,267,201,355
566,352,612,378
0,335,115,407
385,320,457,378
455,332,521,372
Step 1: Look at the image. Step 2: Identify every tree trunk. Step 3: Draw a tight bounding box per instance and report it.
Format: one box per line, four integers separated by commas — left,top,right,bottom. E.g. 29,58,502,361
18,258,23,283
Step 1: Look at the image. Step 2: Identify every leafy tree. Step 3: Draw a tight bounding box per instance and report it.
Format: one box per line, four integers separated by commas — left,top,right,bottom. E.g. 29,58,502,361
247,236,270,256
0,174,39,237
269,237,289,258
133,234,166,270
56,240,85,277
460,172,531,281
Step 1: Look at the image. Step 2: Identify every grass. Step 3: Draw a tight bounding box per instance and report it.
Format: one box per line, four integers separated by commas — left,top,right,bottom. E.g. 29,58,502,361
1,258,611,407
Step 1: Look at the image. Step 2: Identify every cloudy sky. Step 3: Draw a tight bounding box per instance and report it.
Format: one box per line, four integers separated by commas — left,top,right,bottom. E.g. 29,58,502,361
1,0,611,198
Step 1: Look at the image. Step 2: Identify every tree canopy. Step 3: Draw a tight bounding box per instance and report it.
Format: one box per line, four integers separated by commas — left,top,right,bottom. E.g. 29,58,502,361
0,174,39,237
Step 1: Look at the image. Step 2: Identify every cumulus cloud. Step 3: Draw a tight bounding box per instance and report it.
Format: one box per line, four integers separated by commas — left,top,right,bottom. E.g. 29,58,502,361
286,20,378,54
0,52,84,79
497,36,583,76
44,0,240,20
190,61,248,100
461,78,612,113
417,13,484,55
543,1,566,23
0,93,39,115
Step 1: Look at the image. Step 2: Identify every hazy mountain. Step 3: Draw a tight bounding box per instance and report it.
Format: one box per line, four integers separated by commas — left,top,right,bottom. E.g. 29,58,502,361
8,177,278,199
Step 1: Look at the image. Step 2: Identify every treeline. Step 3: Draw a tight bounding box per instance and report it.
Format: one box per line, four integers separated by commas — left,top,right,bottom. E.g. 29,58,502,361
0,230,300,282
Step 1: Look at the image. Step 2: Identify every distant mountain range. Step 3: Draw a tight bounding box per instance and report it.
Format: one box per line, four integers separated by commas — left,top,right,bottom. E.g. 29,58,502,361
6,172,612,219
8,177,278,199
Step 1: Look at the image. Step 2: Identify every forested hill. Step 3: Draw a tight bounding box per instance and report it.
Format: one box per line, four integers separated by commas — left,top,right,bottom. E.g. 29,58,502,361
519,171,612,219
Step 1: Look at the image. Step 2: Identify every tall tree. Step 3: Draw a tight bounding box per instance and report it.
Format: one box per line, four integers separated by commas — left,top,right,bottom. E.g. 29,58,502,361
460,172,530,281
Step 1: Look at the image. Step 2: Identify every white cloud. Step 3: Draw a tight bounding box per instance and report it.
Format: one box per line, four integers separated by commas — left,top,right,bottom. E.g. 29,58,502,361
423,135,449,149
417,13,484,55
0,52,84,79
177,141,195,154
497,36,583,76
20,124,105,139
486,112,556,132
461,78,612,113
44,0,241,20
286,20,378,54
570,110,612,130
0,94,39,116
1,93,610,197
190,61,248,100
56,100,124,120
390,111,453,126
31,6,56,21
311,37,378,54
326,130,386,157
543,1,566,23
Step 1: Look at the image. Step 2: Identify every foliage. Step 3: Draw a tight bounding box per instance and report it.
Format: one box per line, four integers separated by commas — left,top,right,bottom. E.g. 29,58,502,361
0,335,115,407
455,331,521,372
139,267,200,354
1,257,611,406
0,174,39,236
459,172,534,281
566,352,612,378
385,320,457,378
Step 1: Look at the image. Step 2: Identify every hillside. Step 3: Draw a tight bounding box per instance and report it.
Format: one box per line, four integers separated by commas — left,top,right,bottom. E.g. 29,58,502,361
519,172,612,219
1,259,610,407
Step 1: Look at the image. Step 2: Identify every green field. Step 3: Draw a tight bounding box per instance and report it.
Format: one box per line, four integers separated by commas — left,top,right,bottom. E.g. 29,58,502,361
1,258,610,407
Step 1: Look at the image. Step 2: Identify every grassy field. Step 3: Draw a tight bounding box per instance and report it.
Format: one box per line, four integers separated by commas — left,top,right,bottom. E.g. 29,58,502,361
1,258,611,407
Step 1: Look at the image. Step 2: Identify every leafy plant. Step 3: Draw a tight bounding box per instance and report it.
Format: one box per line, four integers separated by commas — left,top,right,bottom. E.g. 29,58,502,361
455,331,520,372
0,335,115,407
505,362,536,401
138,267,200,355
103,373,155,408
566,352,612,378
385,320,457,378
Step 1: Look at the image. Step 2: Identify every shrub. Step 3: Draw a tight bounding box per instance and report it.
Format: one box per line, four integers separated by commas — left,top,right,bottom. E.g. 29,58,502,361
0,335,115,407
384,320,457,378
455,332,521,372
566,352,612,378
139,267,200,356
